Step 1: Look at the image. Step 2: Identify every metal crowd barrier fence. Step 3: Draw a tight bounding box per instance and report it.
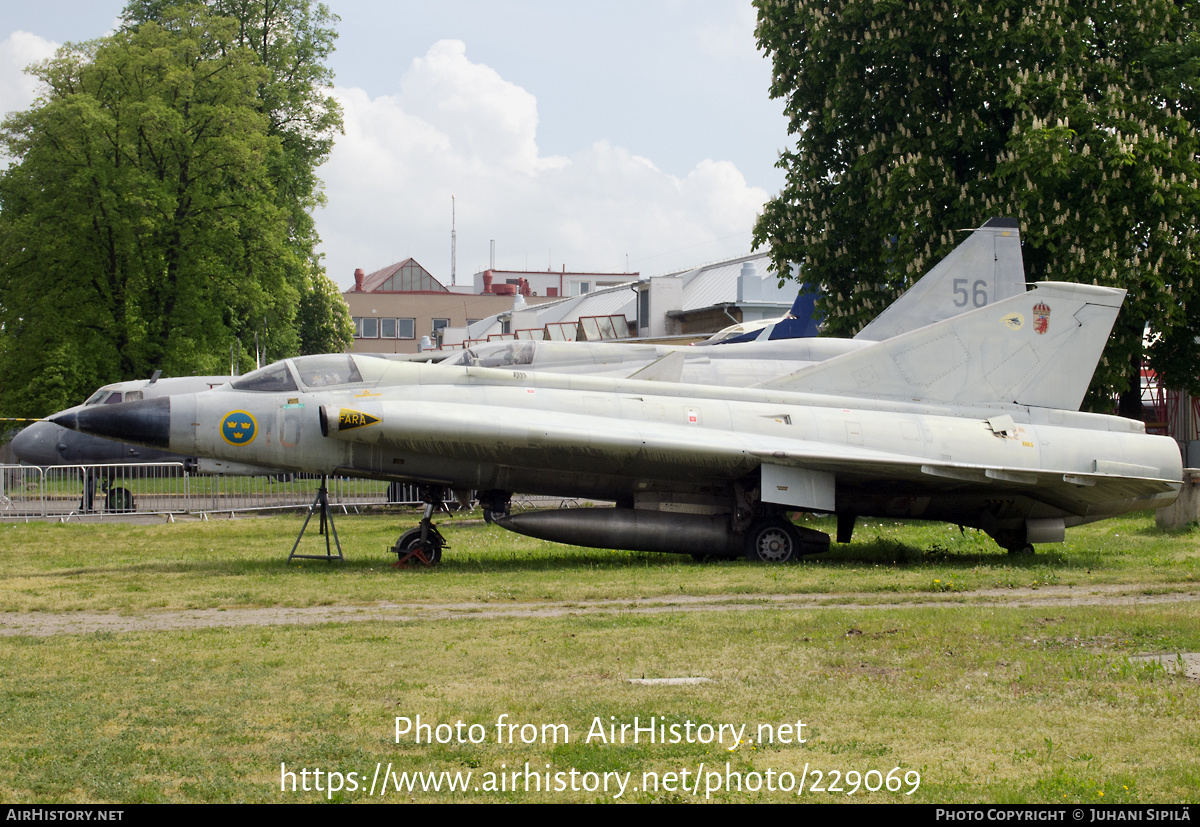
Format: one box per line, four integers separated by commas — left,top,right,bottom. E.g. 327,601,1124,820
0,463,188,520
0,464,426,520
1,464,44,517
185,475,424,516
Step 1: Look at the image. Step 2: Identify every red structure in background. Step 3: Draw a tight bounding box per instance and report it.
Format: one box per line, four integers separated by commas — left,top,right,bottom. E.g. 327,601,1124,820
1143,366,1168,434
1141,366,1200,465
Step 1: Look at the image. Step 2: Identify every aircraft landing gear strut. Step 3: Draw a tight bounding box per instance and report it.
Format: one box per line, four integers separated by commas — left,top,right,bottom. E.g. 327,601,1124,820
391,486,450,567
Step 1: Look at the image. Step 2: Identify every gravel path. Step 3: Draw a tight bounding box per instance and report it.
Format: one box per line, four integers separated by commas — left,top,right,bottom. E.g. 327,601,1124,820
2,583,1197,637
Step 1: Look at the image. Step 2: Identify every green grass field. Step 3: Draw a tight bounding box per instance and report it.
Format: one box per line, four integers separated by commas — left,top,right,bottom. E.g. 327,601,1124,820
1,510,1198,803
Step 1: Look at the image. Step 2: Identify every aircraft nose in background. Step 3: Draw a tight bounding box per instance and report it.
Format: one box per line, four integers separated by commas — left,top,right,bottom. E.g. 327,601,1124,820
10,422,63,465
51,397,172,451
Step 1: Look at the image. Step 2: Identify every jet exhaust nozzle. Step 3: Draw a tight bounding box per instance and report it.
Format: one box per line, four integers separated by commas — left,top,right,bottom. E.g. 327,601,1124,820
496,508,740,557
51,397,171,451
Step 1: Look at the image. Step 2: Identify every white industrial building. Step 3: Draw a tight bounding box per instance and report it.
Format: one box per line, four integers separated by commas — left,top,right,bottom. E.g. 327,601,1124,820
443,252,799,347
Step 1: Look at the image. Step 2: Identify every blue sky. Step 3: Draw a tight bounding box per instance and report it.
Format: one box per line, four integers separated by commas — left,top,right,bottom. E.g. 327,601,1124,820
0,1,791,287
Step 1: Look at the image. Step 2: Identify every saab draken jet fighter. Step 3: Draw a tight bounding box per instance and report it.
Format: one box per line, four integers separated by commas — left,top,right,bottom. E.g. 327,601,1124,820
54,281,1182,563
436,217,1027,385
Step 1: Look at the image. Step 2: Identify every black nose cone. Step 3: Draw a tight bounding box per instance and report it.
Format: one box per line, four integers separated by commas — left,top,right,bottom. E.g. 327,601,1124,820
10,422,61,465
52,397,171,451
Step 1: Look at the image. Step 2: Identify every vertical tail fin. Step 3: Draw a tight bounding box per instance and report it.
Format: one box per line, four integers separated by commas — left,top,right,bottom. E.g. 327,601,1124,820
759,281,1125,410
854,217,1026,341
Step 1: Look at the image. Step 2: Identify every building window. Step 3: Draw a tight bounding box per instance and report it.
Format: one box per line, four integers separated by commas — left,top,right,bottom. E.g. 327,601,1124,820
432,318,450,332
368,318,415,339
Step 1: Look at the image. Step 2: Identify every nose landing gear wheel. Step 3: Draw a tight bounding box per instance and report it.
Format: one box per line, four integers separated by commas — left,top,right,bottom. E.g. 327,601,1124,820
744,517,800,563
392,527,444,567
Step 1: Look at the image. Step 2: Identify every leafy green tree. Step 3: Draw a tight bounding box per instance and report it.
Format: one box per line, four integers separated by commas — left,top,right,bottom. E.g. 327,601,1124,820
121,0,343,273
753,0,1200,414
0,3,349,417
296,267,354,355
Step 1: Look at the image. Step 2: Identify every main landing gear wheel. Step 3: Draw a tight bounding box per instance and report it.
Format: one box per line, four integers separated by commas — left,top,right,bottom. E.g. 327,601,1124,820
103,486,134,513
744,517,800,563
1007,543,1035,557
479,490,511,524
392,527,443,567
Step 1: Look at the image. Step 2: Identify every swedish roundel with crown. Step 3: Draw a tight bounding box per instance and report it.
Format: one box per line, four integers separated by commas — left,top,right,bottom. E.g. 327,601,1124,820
221,410,258,446
1033,301,1051,335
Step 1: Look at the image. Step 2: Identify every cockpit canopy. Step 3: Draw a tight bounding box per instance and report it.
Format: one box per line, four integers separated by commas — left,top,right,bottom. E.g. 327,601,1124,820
84,388,144,406
230,362,297,392
230,355,367,392
441,341,536,368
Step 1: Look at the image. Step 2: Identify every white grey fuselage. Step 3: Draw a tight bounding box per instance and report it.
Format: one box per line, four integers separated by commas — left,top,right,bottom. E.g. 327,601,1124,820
435,337,872,386
163,357,1180,538
52,237,1172,557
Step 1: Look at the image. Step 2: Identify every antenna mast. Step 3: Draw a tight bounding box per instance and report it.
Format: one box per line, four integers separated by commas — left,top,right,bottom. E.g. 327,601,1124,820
450,195,457,287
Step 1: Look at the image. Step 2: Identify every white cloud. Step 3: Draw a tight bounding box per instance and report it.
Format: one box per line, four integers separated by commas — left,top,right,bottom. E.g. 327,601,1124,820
318,39,768,288
0,30,58,121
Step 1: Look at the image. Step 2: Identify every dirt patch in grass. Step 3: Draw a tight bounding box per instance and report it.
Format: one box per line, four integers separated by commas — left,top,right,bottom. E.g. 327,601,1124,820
1128,652,1200,680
